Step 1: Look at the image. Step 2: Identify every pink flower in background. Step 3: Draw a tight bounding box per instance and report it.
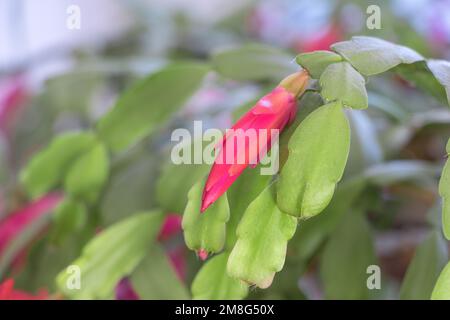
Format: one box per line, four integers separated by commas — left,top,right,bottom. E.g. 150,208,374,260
0,193,63,258
167,246,187,281
201,71,309,212
297,24,342,52
157,214,182,241
0,278,48,300
115,278,139,300
0,76,27,135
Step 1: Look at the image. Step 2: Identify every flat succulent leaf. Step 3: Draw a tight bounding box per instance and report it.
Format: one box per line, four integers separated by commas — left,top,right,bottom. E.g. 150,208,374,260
331,36,423,76
97,62,209,152
277,101,351,218
226,168,271,249
227,185,297,289
296,50,343,79
211,44,297,81
432,261,450,299
192,253,248,300
320,62,368,109
320,211,376,299
291,177,367,261
427,59,450,106
20,131,97,198
393,61,448,106
182,180,230,254
56,211,163,299
64,142,109,203
279,92,324,167
49,198,87,245
439,140,450,240
130,245,189,299
400,231,448,300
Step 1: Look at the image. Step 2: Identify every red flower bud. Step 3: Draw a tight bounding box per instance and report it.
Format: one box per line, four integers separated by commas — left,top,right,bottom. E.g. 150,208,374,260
201,71,309,212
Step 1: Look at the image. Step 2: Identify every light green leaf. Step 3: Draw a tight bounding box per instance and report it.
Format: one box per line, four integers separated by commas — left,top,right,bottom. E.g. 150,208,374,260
192,252,248,300
291,177,367,261
400,231,448,300
320,211,376,299
428,59,450,106
432,261,450,299
439,140,450,240
277,101,351,218
64,142,109,203
56,211,163,299
226,168,271,249
331,36,423,76
227,185,297,289
320,62,368,109
50,198,87,245
182,180,230,254
279,92,324,167
20,131,97,198
97,62,209,152
296,50,343,79
130,245,189,299
211,44,297,81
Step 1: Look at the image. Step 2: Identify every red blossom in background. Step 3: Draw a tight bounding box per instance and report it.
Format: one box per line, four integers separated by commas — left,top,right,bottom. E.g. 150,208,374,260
201,71,309,212
157,214,182,241
0,75,27,136
115,214,186,300
0,193,63,268
296,24,342,52
0,278,48,300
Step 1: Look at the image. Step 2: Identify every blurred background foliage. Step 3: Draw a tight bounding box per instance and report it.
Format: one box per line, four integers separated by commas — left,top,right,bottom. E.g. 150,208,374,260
1,0,450,299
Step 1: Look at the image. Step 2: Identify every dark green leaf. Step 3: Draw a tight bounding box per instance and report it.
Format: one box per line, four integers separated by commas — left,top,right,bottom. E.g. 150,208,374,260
100,153,157,226
97,63,210,152
130,245,189,299
393,61,448,105
156,161,209,214
320,211,376,299
427,59,450,106
211,44,297,81
56,211,163,299
400,231,448,299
